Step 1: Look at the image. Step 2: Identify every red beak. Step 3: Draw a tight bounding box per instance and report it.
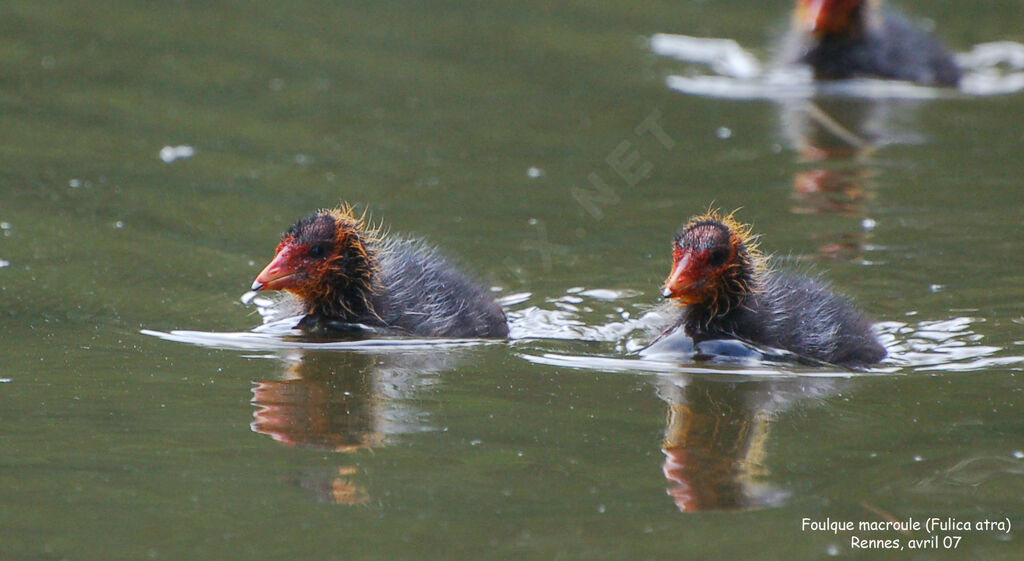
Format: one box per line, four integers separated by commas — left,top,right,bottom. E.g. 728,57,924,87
662,253,693,299
799,0,854,36
252,246,298,291
799,0,827,32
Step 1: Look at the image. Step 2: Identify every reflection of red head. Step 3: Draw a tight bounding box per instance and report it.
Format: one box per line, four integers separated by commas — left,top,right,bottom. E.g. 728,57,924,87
251,377,380,452
662,445,749,512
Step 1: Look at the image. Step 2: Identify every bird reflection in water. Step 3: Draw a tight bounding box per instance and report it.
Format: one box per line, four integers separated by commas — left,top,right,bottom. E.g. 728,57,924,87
250,348,459,504
655,375,841,511
779,97,923,260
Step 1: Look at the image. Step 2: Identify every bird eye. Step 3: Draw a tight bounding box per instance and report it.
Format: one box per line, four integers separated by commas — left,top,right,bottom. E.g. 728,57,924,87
707,248,728,267
309,244,327,259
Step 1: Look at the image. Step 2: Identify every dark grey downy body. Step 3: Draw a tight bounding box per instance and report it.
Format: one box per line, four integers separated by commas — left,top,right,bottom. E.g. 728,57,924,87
299,236,509,339
676,270,886,367
781,9,961,86
365,237,508,338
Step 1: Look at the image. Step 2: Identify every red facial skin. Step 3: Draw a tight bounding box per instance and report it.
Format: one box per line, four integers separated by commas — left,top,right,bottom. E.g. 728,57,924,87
797,0,864,36
663,246,719,305
252,237,333,303
662,220,744,308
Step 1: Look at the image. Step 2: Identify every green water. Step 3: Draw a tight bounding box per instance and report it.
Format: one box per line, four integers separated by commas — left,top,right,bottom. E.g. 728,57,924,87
1,1,1021,560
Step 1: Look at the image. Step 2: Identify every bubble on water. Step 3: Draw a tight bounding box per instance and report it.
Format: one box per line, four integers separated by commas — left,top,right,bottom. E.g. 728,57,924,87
862,218,877,230
716,126,732,139
526,167,544,178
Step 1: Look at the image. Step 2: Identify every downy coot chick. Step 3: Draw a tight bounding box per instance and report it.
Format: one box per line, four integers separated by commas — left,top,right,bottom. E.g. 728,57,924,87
783,0,961,86
660,211,886,367
251,206,508,339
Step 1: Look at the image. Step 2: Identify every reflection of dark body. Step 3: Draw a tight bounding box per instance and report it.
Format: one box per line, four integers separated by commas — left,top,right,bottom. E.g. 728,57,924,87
779,97,924,159
781,0,960,86
656,375,841,511
251,349,459,503
250,206,508,338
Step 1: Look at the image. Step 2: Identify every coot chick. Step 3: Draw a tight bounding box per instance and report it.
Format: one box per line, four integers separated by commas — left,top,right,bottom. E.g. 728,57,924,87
660,211,886,367
251,206,509,339
783,0,961,86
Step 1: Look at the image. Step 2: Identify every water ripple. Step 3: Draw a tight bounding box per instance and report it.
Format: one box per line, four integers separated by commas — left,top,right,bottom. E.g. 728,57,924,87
510,288,1022,376
141,325,492,352
650,34,1024,99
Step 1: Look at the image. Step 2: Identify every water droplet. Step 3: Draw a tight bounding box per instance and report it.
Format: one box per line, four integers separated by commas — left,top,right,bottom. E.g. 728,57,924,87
160,145,195,163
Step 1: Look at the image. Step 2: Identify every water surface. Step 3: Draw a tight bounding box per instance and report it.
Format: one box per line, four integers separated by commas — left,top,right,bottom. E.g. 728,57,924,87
2,1,1022,560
